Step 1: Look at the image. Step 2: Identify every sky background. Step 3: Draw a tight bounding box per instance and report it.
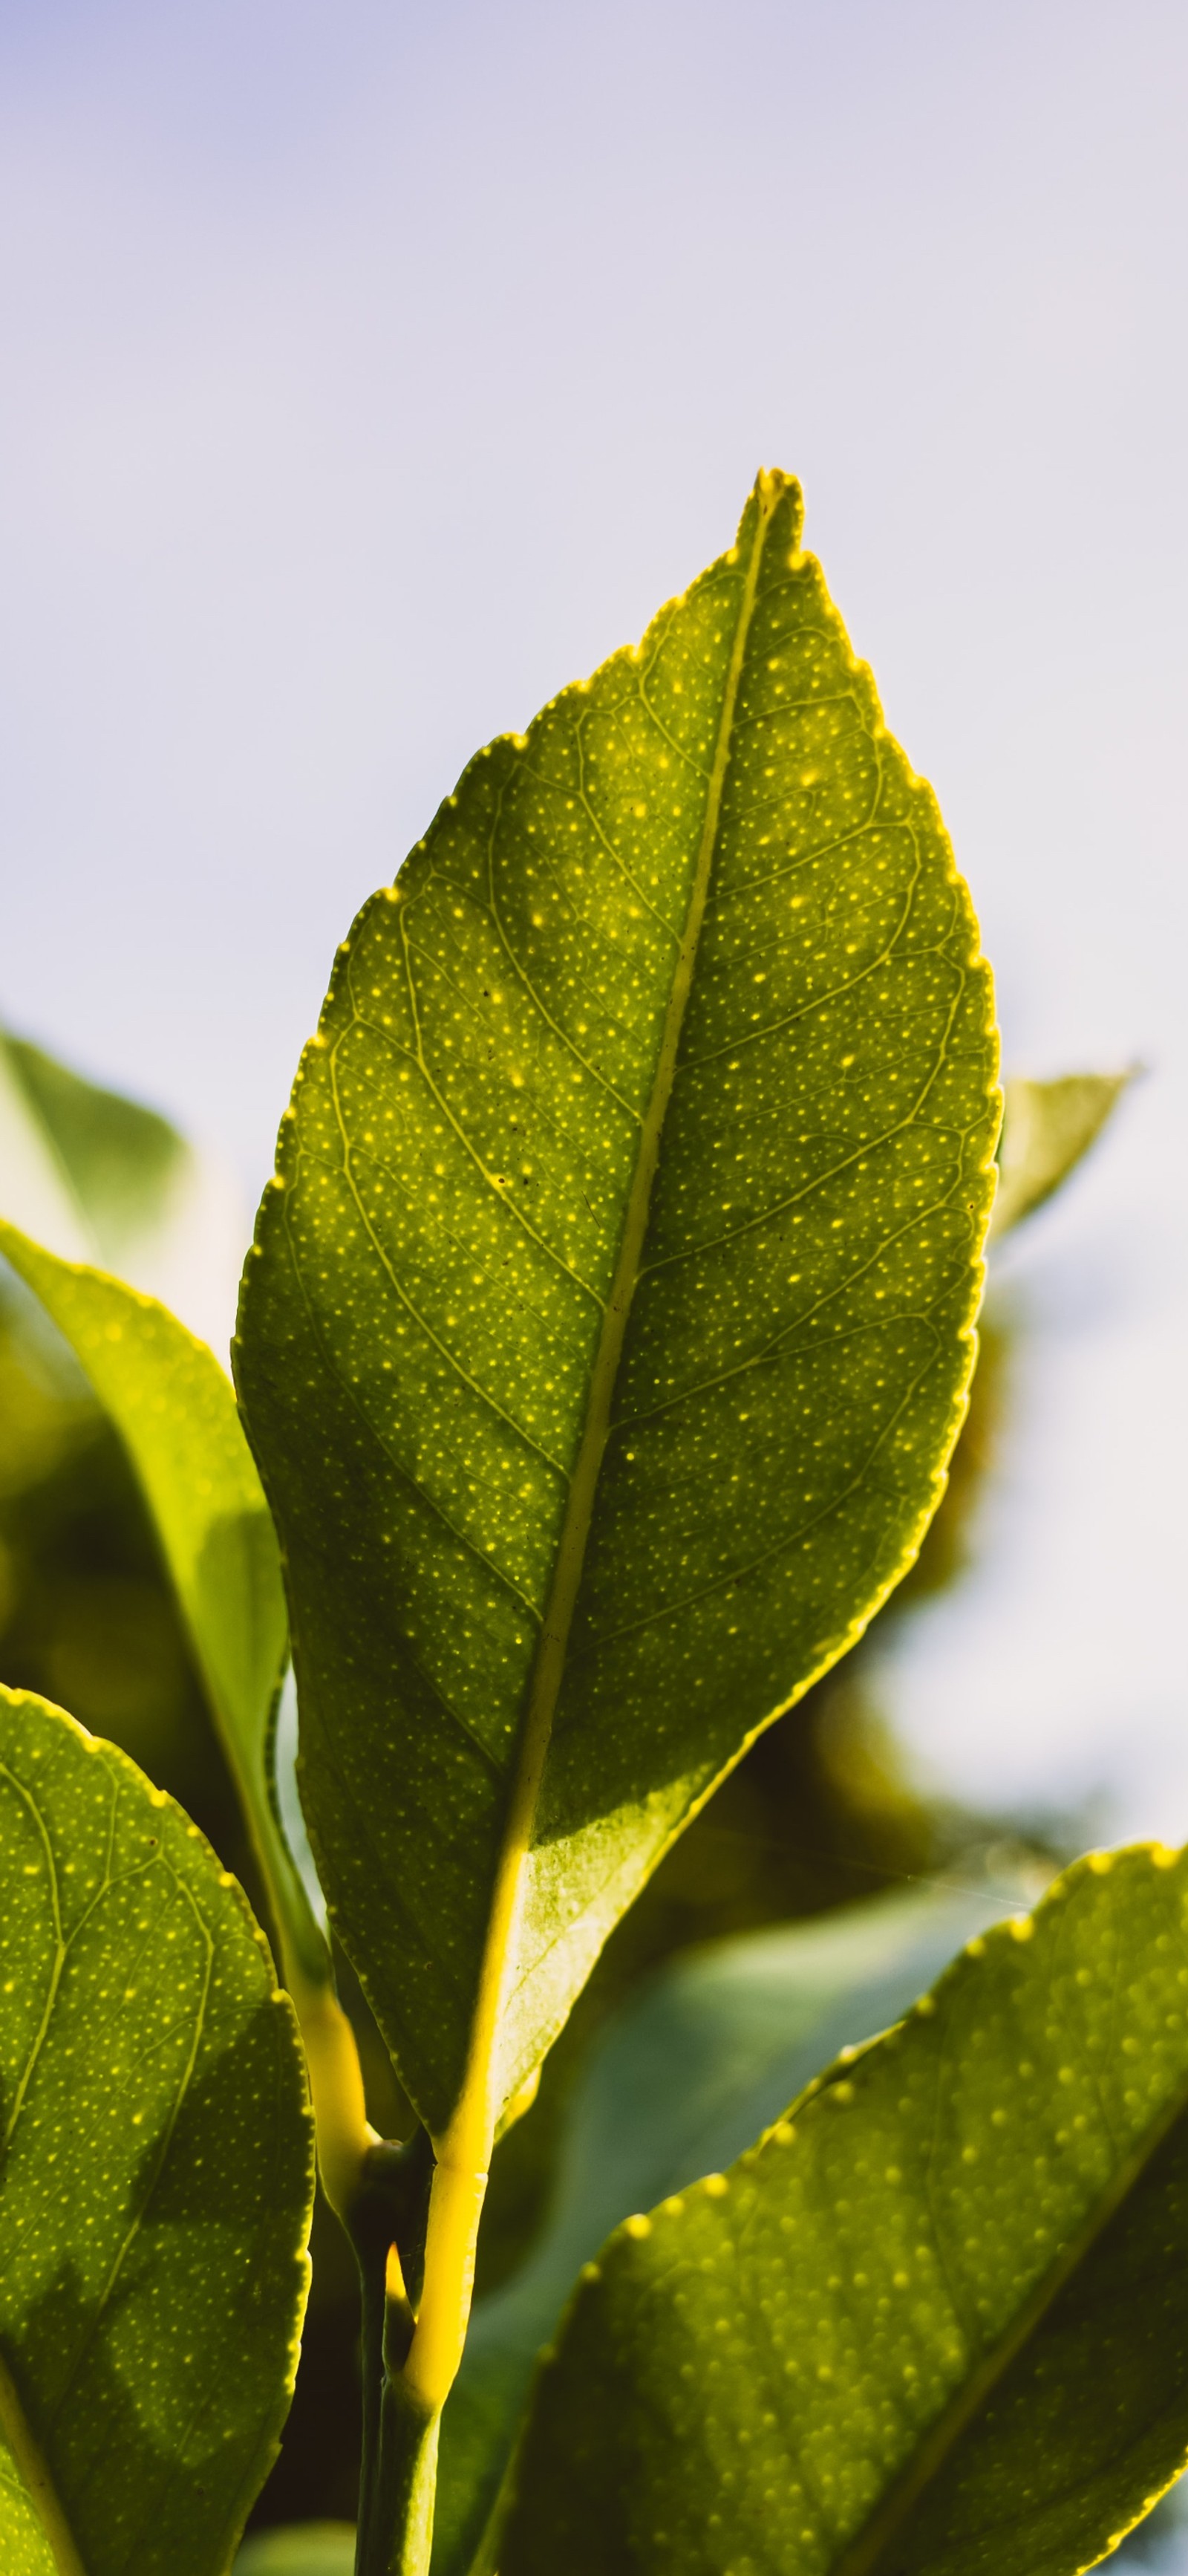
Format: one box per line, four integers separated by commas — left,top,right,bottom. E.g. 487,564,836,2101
1,0,1185,1844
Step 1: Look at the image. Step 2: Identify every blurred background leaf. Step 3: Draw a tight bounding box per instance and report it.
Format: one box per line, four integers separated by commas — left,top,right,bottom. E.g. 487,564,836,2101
991,1070,1138,1240
235,2526,356,2575
0,1027,244,1356
0,1217,324,1988
0,1031,185,1260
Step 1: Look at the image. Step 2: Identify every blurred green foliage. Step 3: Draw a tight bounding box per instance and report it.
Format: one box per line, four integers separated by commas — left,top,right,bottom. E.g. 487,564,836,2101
0,1034,186,1269
0,1272,237,1847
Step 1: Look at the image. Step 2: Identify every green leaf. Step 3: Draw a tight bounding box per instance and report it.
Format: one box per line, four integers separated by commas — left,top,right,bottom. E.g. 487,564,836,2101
0,1682,313,2576
497,1842,1188,2576
235,2528,356,2575
0,1032,244,1354
0,1220,320,1990
990,1071,1134,1240
0,1035,185,1266
434,1881,1024,2576
235,466,999,2185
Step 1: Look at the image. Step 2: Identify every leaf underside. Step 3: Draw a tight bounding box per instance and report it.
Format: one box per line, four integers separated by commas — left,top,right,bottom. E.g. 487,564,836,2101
0,1685,313,2576
497,1845,1188,2576
235,468,999,2141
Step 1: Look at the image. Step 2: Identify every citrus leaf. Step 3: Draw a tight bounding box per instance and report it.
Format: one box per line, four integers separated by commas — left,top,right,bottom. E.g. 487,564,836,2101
235,466,999,2177
0,1220,322,1991
0,1683,313,2576
990,1071,1134,1239
434,1881,1022,2576
0,1032,243,1354
497,1843,1188,2576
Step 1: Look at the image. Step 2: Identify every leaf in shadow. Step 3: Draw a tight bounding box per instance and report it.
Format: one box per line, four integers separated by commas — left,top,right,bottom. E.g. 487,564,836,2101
0,1685,314,2576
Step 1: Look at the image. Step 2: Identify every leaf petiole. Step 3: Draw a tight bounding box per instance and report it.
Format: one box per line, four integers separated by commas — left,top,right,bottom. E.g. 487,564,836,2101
401,2153,489,2417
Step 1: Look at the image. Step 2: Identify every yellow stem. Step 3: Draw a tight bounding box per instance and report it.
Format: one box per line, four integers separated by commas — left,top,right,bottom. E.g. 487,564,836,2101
285,1959,377,2223
400,2156,488,2413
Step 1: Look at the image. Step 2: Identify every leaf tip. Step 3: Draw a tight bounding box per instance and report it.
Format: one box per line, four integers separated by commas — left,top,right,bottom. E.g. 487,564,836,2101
754,464,790,504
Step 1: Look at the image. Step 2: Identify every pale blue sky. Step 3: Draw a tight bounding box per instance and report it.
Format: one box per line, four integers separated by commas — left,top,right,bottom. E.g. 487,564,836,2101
1,0,1186,1832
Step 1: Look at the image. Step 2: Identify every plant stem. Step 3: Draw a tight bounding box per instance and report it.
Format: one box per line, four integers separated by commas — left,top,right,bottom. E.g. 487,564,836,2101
356,2223,389,2569
350,2132,438,2576
401,2152,487,2415
366,2340,440,2576
286,1957,376,2223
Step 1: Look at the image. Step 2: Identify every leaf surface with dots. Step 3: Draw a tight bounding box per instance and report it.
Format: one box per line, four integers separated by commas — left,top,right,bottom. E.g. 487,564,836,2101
234,469,999,2147
497,1844,1188,2576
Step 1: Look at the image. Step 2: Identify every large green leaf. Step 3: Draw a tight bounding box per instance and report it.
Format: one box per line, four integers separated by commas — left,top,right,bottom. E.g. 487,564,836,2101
434,1880,1024,2576
0,1683,313,2576
990,1071,1133,1239
0,1220,320,1990
235,467,999,2184
497,1842,1188,2576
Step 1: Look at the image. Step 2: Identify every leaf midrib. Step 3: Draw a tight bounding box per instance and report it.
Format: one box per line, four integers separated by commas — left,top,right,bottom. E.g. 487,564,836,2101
441,477,780,2172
